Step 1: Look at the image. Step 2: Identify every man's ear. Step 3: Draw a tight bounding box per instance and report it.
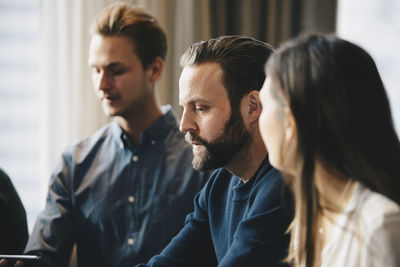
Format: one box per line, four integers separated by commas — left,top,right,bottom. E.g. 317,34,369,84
244,90,262,124
146,57,164,83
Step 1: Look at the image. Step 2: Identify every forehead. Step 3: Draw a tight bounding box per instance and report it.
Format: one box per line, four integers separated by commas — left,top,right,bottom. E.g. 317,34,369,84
88,34,139,66
179,63,229,105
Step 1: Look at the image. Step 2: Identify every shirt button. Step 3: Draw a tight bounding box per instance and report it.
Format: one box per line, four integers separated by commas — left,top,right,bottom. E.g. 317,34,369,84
132,155,139,162
120,142,124,149
151,140,156,145
128,196,135,203
128,238,135,245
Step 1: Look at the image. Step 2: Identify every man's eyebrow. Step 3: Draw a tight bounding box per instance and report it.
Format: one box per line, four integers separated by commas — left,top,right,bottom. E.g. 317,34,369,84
106,62,125,68
89,62,125,68
179,97,212,106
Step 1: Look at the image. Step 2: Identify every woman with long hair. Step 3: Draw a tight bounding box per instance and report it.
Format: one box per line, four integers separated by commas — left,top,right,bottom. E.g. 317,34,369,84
259,33,400,267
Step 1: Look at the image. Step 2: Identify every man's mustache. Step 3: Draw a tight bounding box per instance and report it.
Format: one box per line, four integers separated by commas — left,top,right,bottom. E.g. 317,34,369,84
185,133,208,146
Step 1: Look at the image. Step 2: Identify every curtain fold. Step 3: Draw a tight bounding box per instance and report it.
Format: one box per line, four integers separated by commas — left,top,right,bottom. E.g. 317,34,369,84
209,0,337,47
39,0,114,195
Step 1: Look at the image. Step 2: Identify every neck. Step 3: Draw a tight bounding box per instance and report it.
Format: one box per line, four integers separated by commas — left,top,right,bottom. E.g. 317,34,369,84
314,160,355,212
314,160,355,255
225,129,267,182
116,98,162,146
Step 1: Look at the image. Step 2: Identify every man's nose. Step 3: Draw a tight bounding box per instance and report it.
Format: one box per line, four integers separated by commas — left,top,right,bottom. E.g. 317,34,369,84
179,109,198,134
97,71,111,92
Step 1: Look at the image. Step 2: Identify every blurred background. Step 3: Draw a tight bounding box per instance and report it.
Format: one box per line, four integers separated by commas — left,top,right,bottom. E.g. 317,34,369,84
0,0,399,231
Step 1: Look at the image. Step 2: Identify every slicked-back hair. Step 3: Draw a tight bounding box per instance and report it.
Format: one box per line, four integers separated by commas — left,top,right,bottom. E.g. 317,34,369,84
180,35,274,110
91,2,167,69
267,33,400,267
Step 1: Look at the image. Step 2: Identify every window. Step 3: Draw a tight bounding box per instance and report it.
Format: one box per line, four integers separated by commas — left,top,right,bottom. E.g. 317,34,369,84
337,0,400,134
0,0,41,230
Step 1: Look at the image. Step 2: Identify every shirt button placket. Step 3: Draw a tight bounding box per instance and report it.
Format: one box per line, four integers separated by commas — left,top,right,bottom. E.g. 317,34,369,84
129,155,138,249
128,153,138,251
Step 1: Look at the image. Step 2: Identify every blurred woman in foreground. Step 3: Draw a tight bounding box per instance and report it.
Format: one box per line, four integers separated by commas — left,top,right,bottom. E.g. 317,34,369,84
259,34,400,267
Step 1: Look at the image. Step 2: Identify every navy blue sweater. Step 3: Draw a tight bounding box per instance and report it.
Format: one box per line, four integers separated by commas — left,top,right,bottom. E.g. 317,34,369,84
137,157,292,266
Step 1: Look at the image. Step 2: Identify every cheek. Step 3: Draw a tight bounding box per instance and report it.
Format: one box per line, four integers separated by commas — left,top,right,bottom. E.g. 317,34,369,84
259,108,279,146
260,107,285,168
128,74,150,96
200,113,229,142
91,74,99,91
116,76,141,99
204,119,225,140
114,76,127,89
259,111,269,146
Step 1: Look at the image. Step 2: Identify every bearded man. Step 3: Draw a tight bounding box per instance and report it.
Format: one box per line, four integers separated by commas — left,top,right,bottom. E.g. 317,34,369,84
136,36,293,267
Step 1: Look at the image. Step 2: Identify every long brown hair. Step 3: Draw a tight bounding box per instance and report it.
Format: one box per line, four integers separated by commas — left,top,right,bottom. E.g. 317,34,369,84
266,33,400,266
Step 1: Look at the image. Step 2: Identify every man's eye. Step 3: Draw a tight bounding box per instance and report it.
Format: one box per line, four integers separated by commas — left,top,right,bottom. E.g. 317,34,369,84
195,106,208,112
111,68,125,75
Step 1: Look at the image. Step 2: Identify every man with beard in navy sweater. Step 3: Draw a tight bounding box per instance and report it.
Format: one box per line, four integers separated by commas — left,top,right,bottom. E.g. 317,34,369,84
136,36,293,267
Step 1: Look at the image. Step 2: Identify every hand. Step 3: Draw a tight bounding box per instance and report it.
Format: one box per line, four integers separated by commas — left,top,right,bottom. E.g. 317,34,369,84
0,259,9,267
0,259,24,267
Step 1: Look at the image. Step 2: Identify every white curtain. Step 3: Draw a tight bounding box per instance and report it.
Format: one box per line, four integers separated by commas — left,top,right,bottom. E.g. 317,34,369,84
134,0,211,110
40,0,111,197
39,0,212,197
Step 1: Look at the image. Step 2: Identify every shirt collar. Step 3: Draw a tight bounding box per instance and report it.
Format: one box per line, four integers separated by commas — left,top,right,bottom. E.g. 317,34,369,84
111,105,179,149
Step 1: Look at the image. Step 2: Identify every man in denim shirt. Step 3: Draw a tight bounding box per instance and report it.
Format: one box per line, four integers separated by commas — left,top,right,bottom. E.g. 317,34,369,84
20,3,208,267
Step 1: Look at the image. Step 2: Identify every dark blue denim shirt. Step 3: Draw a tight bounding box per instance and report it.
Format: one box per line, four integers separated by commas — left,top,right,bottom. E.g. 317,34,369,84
25,107,209,267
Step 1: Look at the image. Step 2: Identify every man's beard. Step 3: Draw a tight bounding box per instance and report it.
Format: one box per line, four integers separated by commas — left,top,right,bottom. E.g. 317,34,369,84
185,109,250,171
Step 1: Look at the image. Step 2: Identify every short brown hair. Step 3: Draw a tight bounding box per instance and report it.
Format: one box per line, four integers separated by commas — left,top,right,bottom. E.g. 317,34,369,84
180,36,273,110
91,2,167,68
